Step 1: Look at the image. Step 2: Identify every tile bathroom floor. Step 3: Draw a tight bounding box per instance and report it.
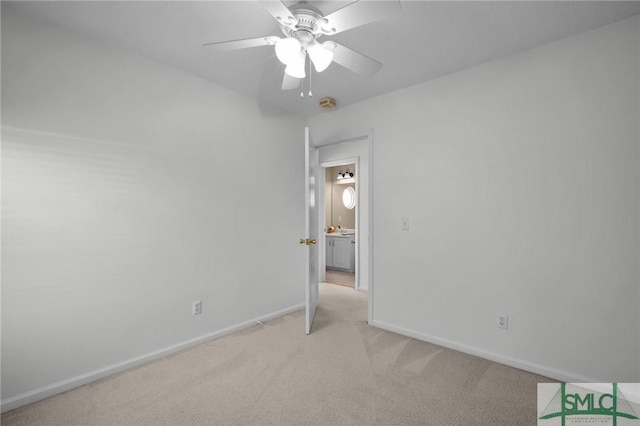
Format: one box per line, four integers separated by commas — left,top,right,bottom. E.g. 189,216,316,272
324,269,355,288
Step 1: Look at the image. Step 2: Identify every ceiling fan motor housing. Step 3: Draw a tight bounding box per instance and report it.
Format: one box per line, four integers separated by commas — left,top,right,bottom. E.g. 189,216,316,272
291,30,315,49
280,3,333,48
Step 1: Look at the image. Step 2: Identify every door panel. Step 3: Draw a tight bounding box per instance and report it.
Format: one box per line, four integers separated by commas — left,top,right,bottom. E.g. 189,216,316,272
304,127,319,335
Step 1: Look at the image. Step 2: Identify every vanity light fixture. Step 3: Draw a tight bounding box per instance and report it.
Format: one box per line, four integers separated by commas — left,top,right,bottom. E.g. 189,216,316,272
337,169,354,180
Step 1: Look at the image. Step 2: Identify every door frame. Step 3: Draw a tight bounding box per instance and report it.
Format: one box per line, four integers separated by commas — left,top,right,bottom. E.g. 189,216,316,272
313,130,374,324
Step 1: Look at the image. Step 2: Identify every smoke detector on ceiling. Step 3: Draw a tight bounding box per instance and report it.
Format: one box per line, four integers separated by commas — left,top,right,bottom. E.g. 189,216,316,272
319,97,336,109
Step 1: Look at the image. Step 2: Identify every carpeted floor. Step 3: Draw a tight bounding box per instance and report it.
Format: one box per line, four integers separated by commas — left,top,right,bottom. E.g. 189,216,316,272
2,283,550,425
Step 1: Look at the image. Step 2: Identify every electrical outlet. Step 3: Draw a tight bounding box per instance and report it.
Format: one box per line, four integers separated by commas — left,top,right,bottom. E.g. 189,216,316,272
497,314,508,329
193,300,202,315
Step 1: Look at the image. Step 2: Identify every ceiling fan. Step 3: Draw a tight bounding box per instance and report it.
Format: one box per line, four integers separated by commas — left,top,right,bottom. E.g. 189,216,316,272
202,1,401,91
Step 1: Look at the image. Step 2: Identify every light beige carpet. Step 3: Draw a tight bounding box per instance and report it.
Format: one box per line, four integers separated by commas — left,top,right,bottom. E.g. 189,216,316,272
2,283,550,425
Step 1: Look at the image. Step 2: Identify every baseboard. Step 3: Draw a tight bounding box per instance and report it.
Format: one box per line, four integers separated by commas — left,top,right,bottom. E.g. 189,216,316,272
1,303,304,413
369,319,601,384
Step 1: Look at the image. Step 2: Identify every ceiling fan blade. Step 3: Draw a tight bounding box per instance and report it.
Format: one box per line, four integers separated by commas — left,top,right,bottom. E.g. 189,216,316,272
327,42,382,77
258,0,298,29
319,0,401,35
281,72,301,90
202,36,279,51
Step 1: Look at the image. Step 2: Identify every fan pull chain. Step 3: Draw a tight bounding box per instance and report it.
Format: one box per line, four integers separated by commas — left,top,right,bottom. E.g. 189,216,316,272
301,56,313,99
300,59,305,98
308,58,313,98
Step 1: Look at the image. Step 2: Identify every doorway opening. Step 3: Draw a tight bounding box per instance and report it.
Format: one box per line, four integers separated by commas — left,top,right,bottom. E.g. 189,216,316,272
307,129,373,332
323,162,357,289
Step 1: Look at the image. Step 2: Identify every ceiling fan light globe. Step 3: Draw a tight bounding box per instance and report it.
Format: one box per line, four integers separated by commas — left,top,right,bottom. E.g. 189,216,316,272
284,52,306,79
275,38,302,65
322,41,338,50
308,43,333,72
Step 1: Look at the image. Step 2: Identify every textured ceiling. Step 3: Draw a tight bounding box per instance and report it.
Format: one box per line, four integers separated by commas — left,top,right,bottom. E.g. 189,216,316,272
7,1,640,117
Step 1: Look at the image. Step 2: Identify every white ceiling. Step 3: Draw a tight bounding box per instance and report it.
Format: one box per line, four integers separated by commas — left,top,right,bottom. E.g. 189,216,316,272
8,1,640,117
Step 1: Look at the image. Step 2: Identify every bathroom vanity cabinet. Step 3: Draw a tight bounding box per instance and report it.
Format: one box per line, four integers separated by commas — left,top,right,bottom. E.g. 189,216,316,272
326,235,355,272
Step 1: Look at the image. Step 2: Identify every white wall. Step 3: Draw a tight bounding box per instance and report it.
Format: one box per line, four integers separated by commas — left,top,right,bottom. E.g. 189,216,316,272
1,4,305,409
310,16,640,382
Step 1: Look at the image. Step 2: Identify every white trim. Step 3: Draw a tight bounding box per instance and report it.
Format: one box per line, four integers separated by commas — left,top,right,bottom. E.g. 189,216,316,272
367,129,374,325
318,165,327,284
1,304,304,413
320,157,360,290
370,319,603,384
314,133,368,148
321,158,358,169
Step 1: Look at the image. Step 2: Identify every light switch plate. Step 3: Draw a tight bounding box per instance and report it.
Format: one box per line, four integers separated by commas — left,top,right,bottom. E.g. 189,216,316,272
401,217,409,230
193,300,202,315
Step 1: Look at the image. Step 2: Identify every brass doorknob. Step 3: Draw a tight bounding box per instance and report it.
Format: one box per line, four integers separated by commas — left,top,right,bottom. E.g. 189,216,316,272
299,238,317,245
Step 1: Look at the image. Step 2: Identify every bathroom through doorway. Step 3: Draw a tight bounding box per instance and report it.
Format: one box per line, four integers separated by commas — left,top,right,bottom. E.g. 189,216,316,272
322,162,357,289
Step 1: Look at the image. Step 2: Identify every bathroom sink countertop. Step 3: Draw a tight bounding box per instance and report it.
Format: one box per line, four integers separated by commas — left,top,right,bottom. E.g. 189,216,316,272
326,233,356,237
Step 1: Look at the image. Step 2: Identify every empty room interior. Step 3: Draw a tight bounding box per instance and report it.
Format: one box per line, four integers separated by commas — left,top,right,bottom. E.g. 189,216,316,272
2,1,639,425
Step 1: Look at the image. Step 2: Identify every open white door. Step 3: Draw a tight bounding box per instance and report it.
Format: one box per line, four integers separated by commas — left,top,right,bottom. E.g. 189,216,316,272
303,127,319,334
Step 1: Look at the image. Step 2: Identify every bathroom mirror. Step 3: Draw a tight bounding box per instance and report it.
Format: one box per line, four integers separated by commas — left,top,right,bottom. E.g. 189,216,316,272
342,187,356,209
